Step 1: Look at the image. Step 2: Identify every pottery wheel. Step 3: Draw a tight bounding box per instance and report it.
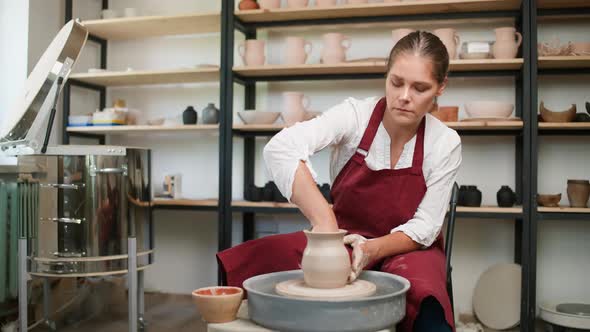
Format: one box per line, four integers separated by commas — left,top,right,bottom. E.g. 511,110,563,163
275,278,376,300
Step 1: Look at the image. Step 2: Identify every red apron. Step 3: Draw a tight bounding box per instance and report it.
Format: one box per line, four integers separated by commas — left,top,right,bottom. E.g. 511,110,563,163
217,98,454,331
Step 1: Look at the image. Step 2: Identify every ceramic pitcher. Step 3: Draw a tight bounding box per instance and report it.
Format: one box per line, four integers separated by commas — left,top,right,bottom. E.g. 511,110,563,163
259,0,281,9
492,27,522,59
282,91,310,126
284,36,312,65
239,39,265,66
316,0,337,6
321,33,351,64
287,0,309,8
392,28,415,47
301,230,351,289
434,28,461,59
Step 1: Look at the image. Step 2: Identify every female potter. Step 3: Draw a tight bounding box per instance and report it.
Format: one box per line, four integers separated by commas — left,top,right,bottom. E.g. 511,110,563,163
218,31,461,332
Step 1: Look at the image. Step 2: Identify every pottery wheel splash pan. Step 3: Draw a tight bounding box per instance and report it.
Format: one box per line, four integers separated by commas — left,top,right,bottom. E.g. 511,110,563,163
243,270,410,332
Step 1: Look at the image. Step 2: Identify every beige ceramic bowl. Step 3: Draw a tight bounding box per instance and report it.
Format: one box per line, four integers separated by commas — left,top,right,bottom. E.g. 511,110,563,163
539,102,576,123
464,101,514,118
237,111,281,125
192,286,244,323
537,193,561,207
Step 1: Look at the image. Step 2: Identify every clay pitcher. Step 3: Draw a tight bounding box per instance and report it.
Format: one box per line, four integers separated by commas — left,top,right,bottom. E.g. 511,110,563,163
392,28,416,47
282,91,309,126
284,36,312,65
321,33,351,64
434,28,460,59
239,39,265,66
492,27,522,59
567,179,590,208
301,229,351,289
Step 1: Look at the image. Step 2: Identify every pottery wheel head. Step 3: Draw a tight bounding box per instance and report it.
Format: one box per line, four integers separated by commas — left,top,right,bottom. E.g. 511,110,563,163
275,278,376,301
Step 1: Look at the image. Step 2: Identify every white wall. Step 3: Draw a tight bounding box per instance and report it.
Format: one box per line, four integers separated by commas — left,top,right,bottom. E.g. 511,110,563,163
26,0,590,321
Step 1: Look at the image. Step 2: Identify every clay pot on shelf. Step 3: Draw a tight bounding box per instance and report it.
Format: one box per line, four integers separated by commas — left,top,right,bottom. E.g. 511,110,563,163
245,184,263,202
202,103,220,124
301,229,351,289
585,101,590,115
497,185,517,207
273,186,288,203
458,185,468,206
431,105,459,122
567,179,590,208
574,113,590,122
282,92,310,126
238,0,260,10
239,39,266,66
321,33,351,64
433,28,460,60
263,182,275,201
537,193,561,207
492,27,522,59
182,106,198,124
284,36,312,65
539,101,576,123
462,185,482,207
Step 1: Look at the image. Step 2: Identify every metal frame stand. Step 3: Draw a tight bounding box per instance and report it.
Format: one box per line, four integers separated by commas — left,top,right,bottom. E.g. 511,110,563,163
128,237,138,332
18,238,27,332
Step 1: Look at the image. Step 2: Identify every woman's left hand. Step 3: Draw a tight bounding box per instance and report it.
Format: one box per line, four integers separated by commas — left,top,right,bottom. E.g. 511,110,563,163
343,234,375,282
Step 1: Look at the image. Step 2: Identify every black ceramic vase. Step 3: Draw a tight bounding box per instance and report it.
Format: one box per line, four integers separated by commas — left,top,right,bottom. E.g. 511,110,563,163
182,106,197,124
496,185,516,207
458,185,468,206
463,185,482,207
245,184,262,202
263,182,275,202
202,103,220,124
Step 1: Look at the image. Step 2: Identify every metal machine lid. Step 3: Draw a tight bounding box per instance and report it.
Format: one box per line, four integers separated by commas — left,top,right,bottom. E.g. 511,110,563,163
0,20,88,154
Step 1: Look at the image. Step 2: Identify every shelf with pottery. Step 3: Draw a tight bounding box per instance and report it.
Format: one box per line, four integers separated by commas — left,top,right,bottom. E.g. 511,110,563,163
537,56,590,70
538,206,590,213
69,67,219,87
67,124,218,134
152,198,218,210
537,0,590,10
81,12,221,40
233,58,523,78
235,0,521,24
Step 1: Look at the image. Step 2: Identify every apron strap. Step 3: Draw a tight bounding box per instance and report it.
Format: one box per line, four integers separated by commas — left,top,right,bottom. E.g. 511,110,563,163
352,97,386,164
411,117,426,172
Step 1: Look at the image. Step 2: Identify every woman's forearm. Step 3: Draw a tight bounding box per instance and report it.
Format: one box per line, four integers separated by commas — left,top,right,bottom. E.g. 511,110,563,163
365,232,422,261
290,161,339,232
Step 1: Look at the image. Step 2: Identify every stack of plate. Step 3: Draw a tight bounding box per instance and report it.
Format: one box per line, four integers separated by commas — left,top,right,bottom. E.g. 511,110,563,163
540,302,590,331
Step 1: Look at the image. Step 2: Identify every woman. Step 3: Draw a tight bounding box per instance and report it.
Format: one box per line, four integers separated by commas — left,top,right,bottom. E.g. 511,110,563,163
217,31,461,332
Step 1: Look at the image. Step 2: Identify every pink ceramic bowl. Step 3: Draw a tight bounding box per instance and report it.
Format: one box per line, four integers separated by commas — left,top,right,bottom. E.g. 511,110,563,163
464,101,514,118
192,286,244,323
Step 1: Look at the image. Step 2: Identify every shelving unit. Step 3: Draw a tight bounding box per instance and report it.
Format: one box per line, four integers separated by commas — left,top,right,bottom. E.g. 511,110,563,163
69,68,219,86
67,124,218,134
220,0,536,330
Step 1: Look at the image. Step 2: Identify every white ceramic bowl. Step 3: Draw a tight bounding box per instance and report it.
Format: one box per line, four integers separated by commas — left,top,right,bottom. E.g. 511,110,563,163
237,111,281,125
464,101,514,118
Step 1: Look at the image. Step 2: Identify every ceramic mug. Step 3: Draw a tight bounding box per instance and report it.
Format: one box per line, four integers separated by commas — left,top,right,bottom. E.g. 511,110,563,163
392,28,415,47
316,0,337,6
282,91,310,126
434,28,461,59
287,0,309,8
239,40,266,66
259,0,281,9
321,33,351,64
284,37,312,65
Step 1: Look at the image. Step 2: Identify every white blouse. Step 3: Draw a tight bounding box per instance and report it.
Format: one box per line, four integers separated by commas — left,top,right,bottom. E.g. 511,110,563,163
263,97,462,247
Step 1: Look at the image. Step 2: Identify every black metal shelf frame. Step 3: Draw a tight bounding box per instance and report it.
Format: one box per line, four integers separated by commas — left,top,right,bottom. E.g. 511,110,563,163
220,1,536,330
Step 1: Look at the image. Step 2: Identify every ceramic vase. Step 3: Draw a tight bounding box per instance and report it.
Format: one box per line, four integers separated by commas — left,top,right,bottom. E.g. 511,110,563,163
239,40,266,66
492,27,522,59
282,91,310,126
463,185,482,207
238,0,260,10
182,106,197,124
567,180,590,208
497,185,517,207
284,36,312,65
202,103,220,124
321,33,351,64
433,28,461,60
302,229,351,289
263,182,276,202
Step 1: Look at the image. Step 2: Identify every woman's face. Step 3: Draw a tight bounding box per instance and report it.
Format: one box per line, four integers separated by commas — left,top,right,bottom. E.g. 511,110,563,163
385,52,447,126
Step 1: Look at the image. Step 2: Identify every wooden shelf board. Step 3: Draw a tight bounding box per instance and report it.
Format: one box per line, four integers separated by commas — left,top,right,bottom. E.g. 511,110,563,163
538,56,590,69
235,0,521,23
233,124,284,132
538,206,590,213
67,125,218,134
232,201,297,209
81,12,220,40
152,199,218,207
233,59,522,77
538,0,590,9
69,68,219,86
233,121,523,132
539,122,590,130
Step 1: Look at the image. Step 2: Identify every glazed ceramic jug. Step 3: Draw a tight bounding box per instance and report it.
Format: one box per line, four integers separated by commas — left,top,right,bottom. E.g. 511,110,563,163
284,36,312,65
287,0,309,8
316,0,337,6
392,28,415,47
567,179,590,208
492,27,522,59
434,28,460,59
259,0,281,9
301,229,351,289
239,39,266,66
321,33,351,64
282,92,309,126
